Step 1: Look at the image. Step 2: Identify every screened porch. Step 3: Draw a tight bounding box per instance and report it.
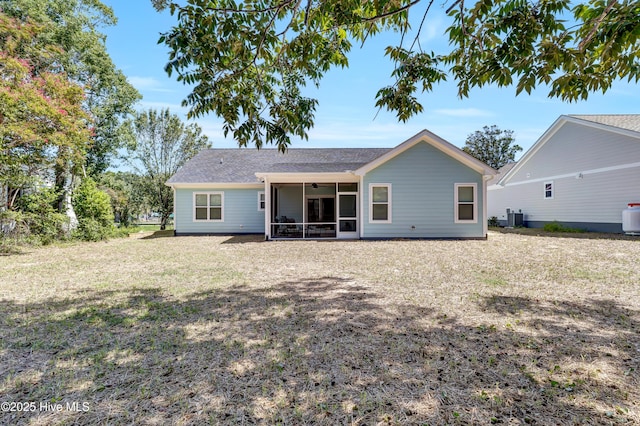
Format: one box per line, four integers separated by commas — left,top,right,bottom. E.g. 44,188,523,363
268,182,358,239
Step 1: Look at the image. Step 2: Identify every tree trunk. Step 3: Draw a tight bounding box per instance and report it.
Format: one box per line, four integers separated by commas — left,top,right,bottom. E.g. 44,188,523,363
160,210,170,230
54,160,67,214
1,184,8,210
55,160,78,232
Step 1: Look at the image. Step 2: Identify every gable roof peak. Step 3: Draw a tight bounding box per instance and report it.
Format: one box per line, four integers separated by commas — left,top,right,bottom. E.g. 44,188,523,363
355,128,496,176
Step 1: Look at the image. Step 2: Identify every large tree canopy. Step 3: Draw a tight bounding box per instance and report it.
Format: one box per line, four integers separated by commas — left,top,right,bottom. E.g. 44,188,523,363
0,14,92,208
463,125,521,170
154,0,640,151
1,0,141,175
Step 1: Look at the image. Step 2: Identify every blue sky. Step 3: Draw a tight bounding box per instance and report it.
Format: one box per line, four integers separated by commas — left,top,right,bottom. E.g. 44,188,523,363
102,1,639,157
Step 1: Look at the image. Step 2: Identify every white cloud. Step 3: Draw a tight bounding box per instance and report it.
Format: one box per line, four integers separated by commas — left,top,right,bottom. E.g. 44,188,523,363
191,118,428,149
302,119,428,147
161,109,503,150
128,76,174,93
418,16,446,44
434,108,494,117
136,100,187,114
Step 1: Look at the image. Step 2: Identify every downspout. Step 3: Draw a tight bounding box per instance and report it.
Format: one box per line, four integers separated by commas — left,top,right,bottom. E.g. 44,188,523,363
172,186,177,236
483,175,491,238
264,176,270,240
359,174,364,238
302,181,306,239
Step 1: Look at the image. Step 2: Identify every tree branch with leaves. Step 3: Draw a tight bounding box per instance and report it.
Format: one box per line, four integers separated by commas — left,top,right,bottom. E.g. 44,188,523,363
154,0,640,151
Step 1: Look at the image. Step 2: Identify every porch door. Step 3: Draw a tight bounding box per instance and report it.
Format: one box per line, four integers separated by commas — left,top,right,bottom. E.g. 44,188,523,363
337,193,358,238
306,197,335,223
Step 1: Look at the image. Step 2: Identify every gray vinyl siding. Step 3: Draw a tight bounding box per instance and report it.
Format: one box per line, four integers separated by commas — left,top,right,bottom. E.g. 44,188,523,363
174,187,264,234
362,141,485,238
509,122,640,182
489,121,640,230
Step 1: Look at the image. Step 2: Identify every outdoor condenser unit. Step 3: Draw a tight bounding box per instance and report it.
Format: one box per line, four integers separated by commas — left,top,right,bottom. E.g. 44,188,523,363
506,209,524,228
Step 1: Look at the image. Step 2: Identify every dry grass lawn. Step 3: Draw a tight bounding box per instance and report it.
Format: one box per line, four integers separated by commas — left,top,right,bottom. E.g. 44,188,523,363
1,231,639,425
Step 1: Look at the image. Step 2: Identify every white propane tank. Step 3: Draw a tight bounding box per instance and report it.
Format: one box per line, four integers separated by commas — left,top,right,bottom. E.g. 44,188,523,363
622,203,640,235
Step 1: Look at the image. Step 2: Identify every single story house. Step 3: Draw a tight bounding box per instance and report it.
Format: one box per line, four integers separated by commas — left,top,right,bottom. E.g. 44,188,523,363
488,114,640,232
166,130,496,239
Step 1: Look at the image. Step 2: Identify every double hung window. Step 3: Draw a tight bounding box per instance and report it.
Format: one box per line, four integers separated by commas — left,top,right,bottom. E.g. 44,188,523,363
454,183,477,223
369,184,391,223
194,192,223,221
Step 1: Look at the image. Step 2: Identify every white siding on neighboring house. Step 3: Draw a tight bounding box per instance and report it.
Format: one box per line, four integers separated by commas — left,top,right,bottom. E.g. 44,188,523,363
488,116,640,232
490,167,640,225
507,122,640,182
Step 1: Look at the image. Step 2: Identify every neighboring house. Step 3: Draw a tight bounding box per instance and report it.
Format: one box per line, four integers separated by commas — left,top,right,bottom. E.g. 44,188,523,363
488,114,640,232
166,130,496,239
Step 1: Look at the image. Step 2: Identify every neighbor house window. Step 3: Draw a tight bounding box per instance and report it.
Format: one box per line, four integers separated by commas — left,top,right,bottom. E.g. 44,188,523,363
258,191,265,211
544,181,554,199
369,184,391,223
454,183,477,223
194,192,223,221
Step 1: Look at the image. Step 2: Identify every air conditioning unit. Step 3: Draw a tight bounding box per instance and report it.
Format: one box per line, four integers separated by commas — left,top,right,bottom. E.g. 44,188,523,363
506,209,524,228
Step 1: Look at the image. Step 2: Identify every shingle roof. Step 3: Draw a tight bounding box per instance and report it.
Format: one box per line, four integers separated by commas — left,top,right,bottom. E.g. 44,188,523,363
167,148,393,184
569,114,640,133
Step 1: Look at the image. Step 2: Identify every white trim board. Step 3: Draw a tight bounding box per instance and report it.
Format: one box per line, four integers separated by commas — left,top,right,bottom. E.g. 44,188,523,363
169,182,263,189
498,161,640,188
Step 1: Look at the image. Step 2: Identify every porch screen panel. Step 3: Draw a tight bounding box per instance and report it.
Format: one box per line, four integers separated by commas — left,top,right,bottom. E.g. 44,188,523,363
339,195,356,217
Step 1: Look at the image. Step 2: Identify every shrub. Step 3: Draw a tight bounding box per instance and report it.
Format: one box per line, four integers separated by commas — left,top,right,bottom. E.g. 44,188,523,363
72,178,114,241
0,210,29,252
75,218,112,242
543,221,585,233
14,187,69,244
488,216,499,227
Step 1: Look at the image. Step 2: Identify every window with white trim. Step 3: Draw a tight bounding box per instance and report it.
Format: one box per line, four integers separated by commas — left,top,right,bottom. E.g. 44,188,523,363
258,191,265,211
544,181,553,199
369,184,391,223
194,192,223,221
454,183,477,223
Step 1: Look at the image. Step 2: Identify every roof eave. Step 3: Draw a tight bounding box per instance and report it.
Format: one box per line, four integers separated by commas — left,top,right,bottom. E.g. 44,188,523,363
166,182,264,189
254,171,359,183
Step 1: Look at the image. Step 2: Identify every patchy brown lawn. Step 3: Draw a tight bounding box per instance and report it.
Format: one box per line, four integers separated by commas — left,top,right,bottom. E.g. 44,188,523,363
0,232,638,425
